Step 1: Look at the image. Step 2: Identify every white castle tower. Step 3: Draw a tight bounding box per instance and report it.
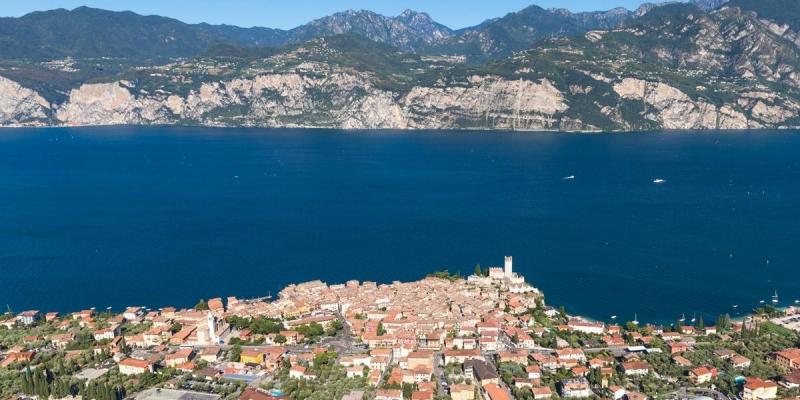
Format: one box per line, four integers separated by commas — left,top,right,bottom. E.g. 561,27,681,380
504,256,513,278
207,313,219,344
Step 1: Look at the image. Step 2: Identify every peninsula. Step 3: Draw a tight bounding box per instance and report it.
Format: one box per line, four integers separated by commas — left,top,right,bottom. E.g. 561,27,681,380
2,257,800,400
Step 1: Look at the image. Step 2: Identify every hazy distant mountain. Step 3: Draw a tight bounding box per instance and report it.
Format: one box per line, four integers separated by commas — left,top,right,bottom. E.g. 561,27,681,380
0,6,286,59
285,9,454,51
0,1,738,62
424,5,635,60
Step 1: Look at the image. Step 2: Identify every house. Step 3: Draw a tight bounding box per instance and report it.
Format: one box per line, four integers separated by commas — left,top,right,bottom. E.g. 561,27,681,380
668,342,688,354
408,350,434,370
239,388,286,400
449,384,474,400
93,325,121,341
289,365,314,379
16,310,41,326
714,349,736,360
556,348,586,361
165,348,194,367
622,361,650,376
742,377,778,400
780,372,800,389
199,347,221,363
775,348,800,371
118,358,154,375
483,383,511,400
375,389,403,400
703,326,717,336
731,355,752,369
531,386,553,399
560,378,592,398
567,320,605,335
443,349,482,364
240,350,265,365
672,355,692,367
471,360,500,385
1,352,34,367
602,336,625,347
527,365,542,380
689,366,717,384
411,391,433,400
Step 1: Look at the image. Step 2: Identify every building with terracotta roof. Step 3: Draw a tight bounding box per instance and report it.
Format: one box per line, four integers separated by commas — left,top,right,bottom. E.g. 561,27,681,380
743,377,778,400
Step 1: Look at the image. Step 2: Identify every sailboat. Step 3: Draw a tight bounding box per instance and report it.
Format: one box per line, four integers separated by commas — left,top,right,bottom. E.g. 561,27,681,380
632,313,639,325
679,313,686,323
772,290,779,304
691,313,696,324
611,315,617,320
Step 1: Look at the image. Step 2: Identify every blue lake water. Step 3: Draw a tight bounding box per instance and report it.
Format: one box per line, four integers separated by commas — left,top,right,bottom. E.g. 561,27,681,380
1,127,799,324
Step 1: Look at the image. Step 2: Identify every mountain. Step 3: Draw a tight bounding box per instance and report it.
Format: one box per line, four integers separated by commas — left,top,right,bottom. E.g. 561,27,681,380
0,6,286,60
285,9,453,51
727,0,800,30
425,5,634,60
0,6,453,60
1,1,800,131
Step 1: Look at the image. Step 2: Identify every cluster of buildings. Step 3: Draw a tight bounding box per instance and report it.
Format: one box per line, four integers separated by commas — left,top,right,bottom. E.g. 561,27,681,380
4,256,800,400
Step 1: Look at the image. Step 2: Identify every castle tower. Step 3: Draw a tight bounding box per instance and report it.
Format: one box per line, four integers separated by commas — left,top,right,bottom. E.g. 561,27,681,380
207,313,218,344
504,256,513,278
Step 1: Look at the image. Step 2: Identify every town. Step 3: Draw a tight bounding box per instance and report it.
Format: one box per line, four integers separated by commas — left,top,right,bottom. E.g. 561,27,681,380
2,257,800,400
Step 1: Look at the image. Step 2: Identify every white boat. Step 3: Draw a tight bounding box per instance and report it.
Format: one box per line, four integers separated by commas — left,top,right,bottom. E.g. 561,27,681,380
653,179,666,184
691,313,696,323
772,290,779,304
563,175,575,180
632,313,639,325
611,315,617,320
759,300,766,304
733,305,738,308
679,313,686,323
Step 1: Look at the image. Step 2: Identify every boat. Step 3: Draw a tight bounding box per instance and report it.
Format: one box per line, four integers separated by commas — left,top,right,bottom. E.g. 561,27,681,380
733,305,738,308
759,300,766,304
563,175,575,180
691,313,696,323
772,290,779,304
632,313,639,325
611,315,617,320
679,313,686,323
653,178,666,184
795,300,799,304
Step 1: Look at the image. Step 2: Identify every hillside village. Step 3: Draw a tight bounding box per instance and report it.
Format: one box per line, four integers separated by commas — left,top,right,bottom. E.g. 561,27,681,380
2,257,800,400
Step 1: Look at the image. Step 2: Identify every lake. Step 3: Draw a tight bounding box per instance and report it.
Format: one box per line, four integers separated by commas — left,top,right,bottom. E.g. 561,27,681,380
1,126,799,324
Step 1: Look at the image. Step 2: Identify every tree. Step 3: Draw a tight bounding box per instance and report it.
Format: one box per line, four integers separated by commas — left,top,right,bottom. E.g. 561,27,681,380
229,344,242,361
377,322,386,336
274,334,287,344
194,299,209,311
697,315,705,330
474,264,483,277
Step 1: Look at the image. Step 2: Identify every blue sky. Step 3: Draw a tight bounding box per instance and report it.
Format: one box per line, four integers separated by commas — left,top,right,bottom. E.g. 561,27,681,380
3,0,656,29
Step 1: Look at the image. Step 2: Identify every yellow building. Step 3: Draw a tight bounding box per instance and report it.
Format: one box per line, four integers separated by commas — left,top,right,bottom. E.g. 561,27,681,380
240,350,264,365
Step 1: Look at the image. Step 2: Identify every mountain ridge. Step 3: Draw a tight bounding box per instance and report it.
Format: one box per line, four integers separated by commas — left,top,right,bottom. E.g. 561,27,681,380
3,0,800,132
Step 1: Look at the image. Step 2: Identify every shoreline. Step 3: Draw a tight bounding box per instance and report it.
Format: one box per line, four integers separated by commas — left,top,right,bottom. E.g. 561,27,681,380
1,123,799,134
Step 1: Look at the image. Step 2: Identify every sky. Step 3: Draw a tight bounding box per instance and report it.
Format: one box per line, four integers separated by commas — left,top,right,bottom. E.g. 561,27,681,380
1,0,655,30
